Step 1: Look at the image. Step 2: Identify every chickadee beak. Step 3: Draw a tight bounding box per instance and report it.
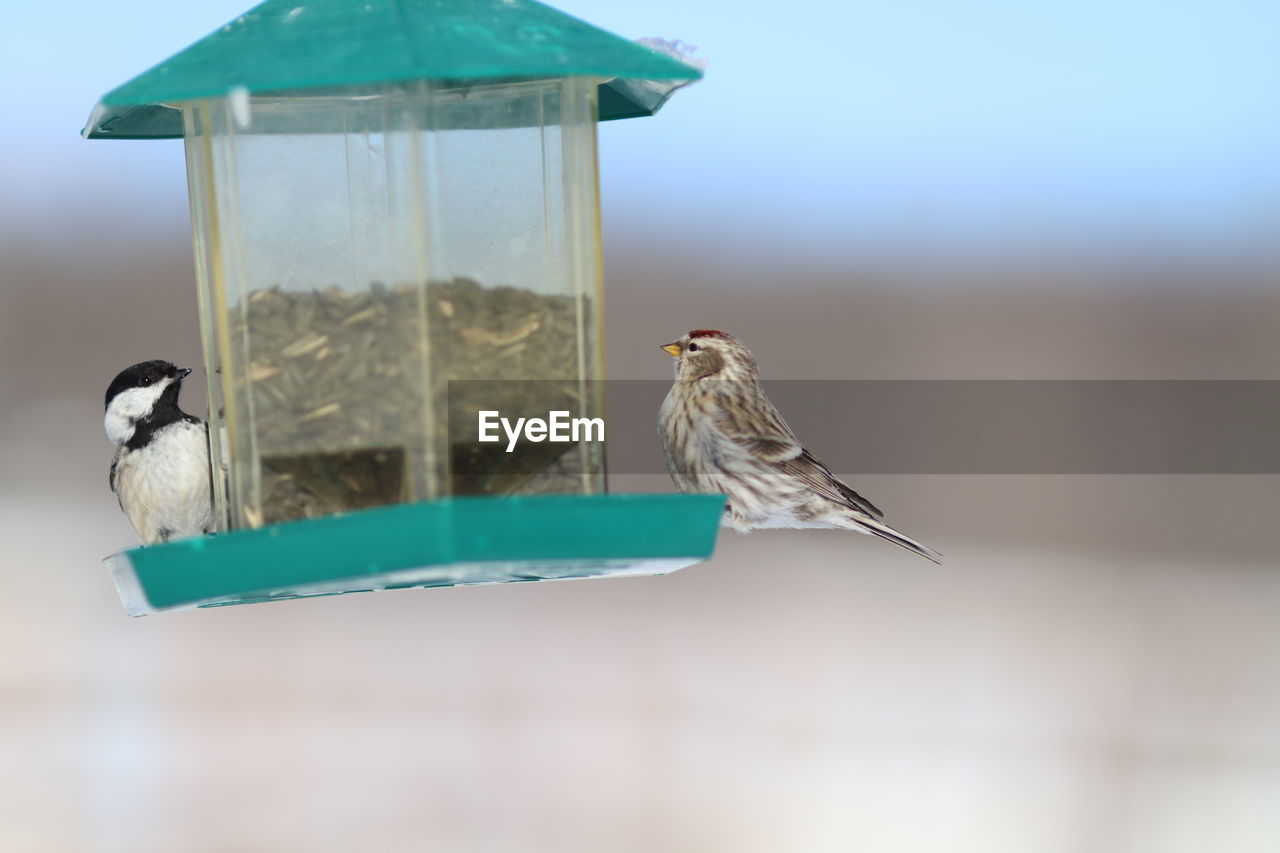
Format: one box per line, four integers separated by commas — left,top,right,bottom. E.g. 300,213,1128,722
176,367,192,378
661,343,682,357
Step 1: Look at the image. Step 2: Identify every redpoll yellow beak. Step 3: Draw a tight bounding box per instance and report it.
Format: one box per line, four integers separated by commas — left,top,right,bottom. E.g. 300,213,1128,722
661,342,682,357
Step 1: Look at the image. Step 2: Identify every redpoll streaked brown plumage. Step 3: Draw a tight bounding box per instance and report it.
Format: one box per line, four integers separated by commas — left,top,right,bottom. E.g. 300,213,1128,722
657,330,942,563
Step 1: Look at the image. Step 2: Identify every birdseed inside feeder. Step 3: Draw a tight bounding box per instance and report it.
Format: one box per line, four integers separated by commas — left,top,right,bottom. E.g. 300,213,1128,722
85,0,723,615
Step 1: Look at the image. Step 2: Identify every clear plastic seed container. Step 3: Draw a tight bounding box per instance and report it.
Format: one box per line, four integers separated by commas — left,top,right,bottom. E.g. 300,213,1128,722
182,78,606,530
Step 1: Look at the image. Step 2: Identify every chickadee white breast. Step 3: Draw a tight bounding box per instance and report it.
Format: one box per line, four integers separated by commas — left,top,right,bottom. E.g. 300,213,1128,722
105,360,213,545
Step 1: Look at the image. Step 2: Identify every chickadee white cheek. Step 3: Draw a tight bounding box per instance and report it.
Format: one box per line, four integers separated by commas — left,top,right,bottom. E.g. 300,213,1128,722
104,380,171,444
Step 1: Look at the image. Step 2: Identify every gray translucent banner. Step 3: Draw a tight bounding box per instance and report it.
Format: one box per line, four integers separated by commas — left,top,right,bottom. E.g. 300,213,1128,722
448,380,1280,475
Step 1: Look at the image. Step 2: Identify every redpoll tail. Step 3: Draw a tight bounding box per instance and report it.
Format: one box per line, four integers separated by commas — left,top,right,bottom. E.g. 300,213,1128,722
846,514,943,564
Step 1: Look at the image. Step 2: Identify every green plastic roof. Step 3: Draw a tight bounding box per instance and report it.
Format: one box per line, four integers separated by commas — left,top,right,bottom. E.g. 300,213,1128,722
83,0,702,139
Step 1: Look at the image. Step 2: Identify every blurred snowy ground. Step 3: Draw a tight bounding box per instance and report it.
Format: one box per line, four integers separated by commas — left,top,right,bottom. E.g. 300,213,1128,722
2,491,1279,853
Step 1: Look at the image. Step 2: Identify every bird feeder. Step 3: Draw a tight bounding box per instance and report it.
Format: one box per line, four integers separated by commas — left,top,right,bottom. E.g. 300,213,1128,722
85,0,722,615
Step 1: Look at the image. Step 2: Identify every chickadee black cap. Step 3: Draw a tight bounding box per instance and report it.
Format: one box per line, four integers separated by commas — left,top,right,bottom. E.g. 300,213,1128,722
105,360,192,410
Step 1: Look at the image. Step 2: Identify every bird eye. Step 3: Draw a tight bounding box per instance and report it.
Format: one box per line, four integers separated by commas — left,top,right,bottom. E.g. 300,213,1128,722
688,343,699,352
139,376,153,386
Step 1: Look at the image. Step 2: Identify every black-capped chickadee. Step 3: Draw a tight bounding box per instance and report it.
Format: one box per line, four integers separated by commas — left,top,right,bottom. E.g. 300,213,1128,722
104,360,214,545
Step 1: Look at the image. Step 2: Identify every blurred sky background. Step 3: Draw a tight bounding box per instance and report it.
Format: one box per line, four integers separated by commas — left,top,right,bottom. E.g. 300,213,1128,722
3,2,1280,852
6,0,1280,273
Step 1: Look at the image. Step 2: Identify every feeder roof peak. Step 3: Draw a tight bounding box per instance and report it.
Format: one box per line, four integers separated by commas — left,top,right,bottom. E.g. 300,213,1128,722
85,0,703,139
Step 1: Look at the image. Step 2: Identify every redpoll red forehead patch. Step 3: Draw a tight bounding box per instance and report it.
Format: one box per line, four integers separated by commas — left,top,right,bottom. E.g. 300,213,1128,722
687,329,730,340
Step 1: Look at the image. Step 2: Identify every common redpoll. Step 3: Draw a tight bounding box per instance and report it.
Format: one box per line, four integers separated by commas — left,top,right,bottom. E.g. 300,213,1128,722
658,330,942,563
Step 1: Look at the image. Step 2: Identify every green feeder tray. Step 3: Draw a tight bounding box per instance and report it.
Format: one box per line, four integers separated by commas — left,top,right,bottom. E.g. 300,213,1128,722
104,494,725,616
